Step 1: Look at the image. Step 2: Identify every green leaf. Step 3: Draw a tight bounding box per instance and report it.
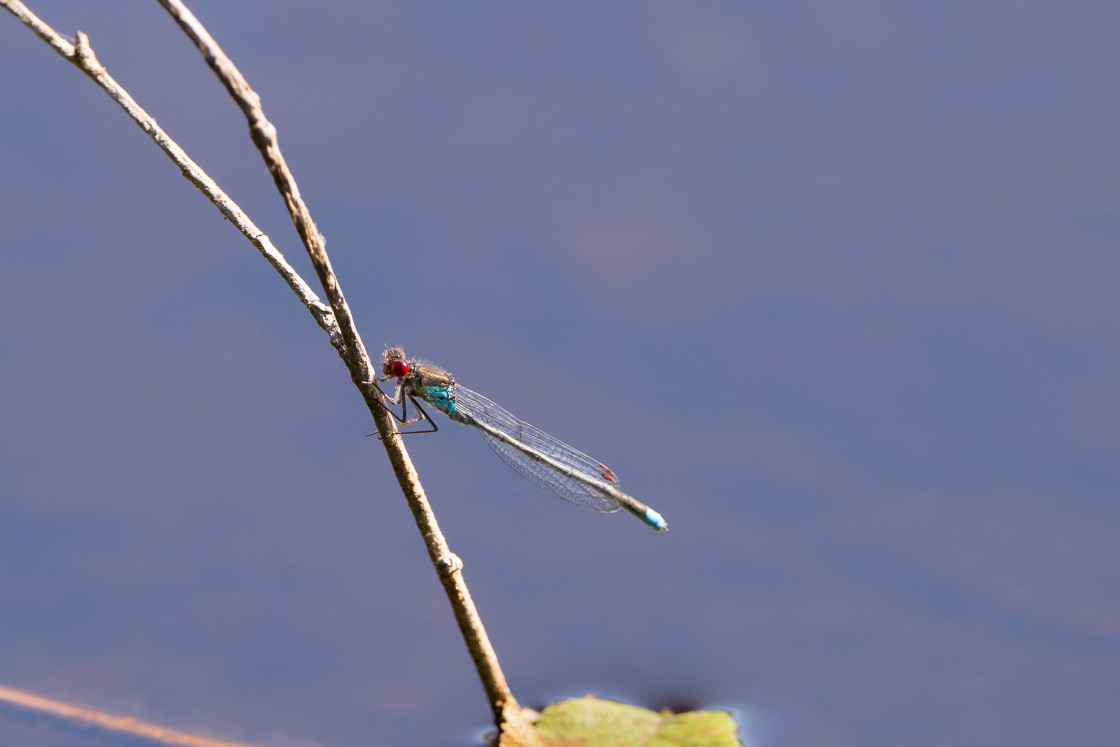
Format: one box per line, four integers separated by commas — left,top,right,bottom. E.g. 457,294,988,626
500,696,740,747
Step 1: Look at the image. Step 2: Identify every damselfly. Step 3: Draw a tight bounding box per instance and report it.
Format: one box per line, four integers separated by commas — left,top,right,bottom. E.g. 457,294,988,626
377,347,668,532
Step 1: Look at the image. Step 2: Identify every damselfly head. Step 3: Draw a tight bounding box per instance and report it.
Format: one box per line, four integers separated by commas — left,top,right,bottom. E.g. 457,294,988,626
382,347,410,378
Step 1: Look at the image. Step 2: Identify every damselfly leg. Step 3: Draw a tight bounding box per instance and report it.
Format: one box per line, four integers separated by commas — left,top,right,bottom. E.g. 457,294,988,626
395,395,439,435
371,376,439,436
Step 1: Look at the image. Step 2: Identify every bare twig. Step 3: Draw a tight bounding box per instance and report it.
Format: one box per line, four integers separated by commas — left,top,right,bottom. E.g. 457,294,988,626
154,0,369,386
0,683,264,747
0,0,340,351
2,0,520,728
151,0,518,723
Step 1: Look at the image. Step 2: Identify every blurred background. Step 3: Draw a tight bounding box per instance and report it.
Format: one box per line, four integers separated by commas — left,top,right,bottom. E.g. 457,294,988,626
2,2,1118,745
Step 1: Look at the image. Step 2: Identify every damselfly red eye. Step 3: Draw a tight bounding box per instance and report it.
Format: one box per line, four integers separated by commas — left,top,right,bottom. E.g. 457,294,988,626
389,359,410,378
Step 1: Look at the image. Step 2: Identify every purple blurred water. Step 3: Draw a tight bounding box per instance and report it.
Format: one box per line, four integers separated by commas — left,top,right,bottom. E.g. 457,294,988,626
2,2,1117,745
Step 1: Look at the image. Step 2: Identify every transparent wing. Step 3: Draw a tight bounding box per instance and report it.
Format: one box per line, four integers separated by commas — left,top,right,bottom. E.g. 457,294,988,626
451,385,621,512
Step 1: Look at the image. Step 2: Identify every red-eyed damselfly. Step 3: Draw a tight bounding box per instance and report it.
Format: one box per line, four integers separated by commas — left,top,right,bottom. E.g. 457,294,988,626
377,347,668,532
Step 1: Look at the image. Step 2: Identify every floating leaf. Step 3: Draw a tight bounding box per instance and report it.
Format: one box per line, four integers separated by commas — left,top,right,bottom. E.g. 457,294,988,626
500,696,739,747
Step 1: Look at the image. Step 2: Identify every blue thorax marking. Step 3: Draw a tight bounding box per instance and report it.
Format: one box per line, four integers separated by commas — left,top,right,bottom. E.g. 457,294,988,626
415,383,474,425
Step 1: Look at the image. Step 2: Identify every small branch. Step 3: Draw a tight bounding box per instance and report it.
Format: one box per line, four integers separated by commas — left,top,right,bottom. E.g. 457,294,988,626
0,682,264,747
150,0,517,720
3,0,521,728
149,0,519,722
156,0,371,388
0,0,343,353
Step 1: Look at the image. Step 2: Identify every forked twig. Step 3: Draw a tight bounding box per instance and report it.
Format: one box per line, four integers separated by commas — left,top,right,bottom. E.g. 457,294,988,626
1,0,339,349
2,0,522,731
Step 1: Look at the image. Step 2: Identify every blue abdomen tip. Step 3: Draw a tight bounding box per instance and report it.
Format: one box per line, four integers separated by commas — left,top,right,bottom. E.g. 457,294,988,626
645,509,668,531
